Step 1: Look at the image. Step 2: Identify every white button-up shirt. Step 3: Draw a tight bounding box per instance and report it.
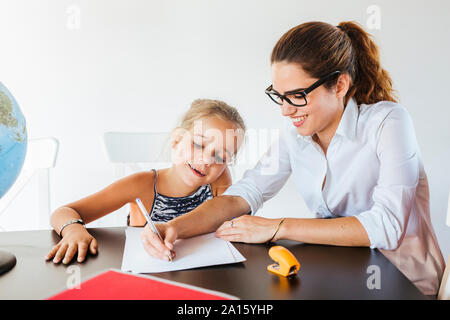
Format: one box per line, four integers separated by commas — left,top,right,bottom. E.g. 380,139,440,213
224,98,445,295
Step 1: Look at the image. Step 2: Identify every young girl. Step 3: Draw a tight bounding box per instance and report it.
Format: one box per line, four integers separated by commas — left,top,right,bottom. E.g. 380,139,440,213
46,98,246,264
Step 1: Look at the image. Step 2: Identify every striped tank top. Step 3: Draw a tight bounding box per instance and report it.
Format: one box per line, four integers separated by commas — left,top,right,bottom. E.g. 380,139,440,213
131,169,213,224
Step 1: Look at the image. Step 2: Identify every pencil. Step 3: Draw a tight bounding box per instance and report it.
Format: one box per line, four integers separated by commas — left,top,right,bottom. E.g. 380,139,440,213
135,197,173,262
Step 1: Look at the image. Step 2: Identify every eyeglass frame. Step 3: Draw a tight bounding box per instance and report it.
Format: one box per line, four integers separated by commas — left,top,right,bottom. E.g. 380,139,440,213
265,70,341,107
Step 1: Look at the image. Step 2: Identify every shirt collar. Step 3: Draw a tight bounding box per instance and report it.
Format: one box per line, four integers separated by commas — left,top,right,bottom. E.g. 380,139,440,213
294,98,359,143
334,98,359,141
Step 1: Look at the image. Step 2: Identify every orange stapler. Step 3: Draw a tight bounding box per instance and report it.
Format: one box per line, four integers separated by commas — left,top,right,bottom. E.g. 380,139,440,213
267,246,300,277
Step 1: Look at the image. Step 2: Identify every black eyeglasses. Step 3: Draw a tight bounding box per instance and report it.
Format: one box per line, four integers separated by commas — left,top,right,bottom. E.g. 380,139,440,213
265,70,341,107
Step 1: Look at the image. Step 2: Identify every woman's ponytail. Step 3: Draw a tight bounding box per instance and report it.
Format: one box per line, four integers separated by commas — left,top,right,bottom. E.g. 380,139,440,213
337,22,397,105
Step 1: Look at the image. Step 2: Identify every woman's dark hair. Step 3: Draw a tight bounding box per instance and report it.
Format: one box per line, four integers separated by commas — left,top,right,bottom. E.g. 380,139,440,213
271,21,397,106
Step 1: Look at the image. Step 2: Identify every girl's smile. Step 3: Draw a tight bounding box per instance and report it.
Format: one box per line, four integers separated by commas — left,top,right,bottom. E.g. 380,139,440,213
188,163,207,177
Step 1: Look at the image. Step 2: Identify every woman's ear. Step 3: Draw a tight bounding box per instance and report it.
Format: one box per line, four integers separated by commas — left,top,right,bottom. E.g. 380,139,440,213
335,73,351,100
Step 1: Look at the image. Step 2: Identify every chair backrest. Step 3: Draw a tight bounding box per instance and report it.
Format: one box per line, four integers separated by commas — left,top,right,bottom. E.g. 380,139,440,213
437,190,450,300
447,189,450,227
23,137,59,170
103,131,171,163
0,137,59,230
438,256,450,300
99,132,172,227
103,131,172,175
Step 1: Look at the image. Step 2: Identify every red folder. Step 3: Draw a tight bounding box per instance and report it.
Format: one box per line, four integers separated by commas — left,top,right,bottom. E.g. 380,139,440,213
47,269,237,300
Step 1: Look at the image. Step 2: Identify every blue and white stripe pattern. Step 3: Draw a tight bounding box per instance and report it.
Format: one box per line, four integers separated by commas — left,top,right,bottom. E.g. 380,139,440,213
149,169,213,223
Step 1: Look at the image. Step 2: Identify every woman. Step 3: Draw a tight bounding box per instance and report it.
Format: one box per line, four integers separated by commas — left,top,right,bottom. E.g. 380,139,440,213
141,21,445,295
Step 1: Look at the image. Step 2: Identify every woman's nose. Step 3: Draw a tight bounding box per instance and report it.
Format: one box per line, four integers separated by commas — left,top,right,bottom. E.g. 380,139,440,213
280,101,296,116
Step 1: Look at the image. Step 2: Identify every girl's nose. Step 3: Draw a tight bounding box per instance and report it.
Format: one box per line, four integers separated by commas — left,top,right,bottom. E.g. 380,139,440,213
200,150,214,166
201,155,213,166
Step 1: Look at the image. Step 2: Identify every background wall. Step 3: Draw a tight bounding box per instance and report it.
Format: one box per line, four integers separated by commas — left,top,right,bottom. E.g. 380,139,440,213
0,0,449,257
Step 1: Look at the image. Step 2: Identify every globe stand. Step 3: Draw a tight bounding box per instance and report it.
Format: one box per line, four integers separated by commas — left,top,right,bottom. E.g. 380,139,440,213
0,250,16,275
0,81,25,277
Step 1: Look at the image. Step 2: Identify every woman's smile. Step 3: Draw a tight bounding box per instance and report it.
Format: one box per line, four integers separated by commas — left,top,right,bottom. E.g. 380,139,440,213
291,114,308,127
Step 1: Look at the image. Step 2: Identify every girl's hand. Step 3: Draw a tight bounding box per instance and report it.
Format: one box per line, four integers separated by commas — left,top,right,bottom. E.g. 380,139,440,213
215,215,283,243
45,224,98,264
141,223,177,261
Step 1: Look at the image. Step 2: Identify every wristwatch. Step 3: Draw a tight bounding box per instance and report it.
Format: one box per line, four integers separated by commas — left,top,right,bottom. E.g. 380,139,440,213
59,219,85,237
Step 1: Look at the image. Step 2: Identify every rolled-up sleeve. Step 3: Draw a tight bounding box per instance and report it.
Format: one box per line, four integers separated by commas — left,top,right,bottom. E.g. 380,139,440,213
355,106,419,250
223,132,292,215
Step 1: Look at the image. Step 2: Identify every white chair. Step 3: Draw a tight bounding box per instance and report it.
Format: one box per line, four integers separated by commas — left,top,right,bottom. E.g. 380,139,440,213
230,129,278,183
100,132,172,227
0,137,59,230
437,190,450,300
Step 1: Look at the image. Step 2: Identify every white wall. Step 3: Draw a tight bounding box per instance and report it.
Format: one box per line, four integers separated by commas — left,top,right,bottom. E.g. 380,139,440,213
0,0,449,257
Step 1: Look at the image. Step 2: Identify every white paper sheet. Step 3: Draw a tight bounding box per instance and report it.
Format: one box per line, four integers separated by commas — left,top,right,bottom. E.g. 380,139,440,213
121,227,246,273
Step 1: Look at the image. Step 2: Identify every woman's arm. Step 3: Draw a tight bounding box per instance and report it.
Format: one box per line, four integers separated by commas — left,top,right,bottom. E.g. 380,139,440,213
276,216,370,246
141,134,293,259
173,167,235,238
171,195,250,238
353,106,420,250
140,194,250,260
215,215,370,246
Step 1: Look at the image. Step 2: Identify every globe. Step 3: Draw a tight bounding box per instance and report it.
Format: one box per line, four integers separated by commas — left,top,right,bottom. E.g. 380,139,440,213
0,81,27,275
0,82,27,198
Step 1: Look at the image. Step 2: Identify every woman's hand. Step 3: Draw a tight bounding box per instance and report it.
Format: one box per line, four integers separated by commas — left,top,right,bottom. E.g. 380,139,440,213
215,215,283,243
141,223,177,261
45,224,98,264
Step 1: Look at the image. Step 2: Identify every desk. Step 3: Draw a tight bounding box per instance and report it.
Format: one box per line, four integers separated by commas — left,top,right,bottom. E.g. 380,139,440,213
0,227,426,300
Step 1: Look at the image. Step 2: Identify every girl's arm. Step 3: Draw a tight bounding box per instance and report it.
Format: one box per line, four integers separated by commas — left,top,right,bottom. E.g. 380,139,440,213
50,171,154,234
47,171,154,264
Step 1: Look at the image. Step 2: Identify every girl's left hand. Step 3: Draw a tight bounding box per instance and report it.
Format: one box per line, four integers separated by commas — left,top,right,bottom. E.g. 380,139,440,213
215,215,283,243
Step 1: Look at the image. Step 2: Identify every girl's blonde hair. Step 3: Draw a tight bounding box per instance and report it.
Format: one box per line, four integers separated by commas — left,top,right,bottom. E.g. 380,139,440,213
179,98,246,132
